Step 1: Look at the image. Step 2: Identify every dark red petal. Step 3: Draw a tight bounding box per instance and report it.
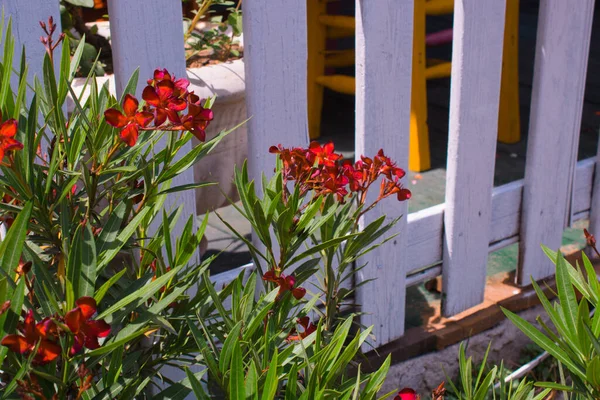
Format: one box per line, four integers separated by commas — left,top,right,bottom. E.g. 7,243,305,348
1,334,30,353
87,319,111,338
0,119,17,138
154,109,168,126
397,188,411,201
134,111,154,128
120,124,139,147
396,388,418,400
156,80,175,100
35,318,55,338
191,128,206,142
65,308,83,334
122,94,140,117
297,316,310,328
76,297,98,319
292,287,306,300
104,109,128,128
23,310,36,338
269,146,280,153
2,138,23,152
175,78,190,92
262,270,277,282
83,334,101,350
168,98,187,112
142,86,160,106
70,335,84,355
36,339,61,364
166,109,182,124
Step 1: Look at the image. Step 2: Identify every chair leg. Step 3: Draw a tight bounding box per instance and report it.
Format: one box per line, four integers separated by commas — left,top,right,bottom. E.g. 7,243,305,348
409,0,431,172
307,0,328,140
498,0,520,144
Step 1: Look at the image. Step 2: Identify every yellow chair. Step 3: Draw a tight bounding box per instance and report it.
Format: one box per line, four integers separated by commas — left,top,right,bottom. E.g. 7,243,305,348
307,0,520,172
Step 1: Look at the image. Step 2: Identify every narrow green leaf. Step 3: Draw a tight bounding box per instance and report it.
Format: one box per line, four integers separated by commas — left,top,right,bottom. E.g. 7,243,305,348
261,348,279,400
230,341,246,400
0,201,32,275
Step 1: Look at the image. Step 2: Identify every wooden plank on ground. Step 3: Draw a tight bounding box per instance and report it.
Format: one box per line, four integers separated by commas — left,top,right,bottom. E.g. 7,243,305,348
442,0,507,316
242,0,309,183
518,0,595,284
355,0,414,347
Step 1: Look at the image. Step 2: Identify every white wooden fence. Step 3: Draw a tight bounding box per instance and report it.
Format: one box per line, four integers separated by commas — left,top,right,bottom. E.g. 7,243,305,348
2,0,597,351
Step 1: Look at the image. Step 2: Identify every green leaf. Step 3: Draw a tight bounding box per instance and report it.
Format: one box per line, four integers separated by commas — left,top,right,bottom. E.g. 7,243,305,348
105,345,123,386
94,268,126,304
555,252,578,336
586,355,600,388
185,367,210,400
97,207,151,272
157,182,215,195
96,265,181,319
0,201,32,275
261,348,279,400
79,223,97,297
95,201,127,255
502,307,586,380
230,341,246,400
246,362,259,400
473,367,496,400
219,321,243,374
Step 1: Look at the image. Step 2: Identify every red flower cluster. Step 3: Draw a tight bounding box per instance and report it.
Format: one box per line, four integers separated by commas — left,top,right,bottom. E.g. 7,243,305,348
1,297,111,364
1,310,60,365
269,141,411,203
104,69,214,146
262,270,306,300
65,297,111,355
287,316,317,341
0,111,23,164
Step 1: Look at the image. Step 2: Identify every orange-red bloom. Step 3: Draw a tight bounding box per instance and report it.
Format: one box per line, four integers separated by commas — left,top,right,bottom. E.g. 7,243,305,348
104,94,153,146
1,310,61,365
262,270,306,300
0,112,23,162
65,297,110,355
142,80,187,126
180,103,214,141
287,316,317,341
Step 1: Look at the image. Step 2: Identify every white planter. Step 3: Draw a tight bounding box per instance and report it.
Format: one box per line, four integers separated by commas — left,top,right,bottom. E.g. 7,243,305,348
67,59,247,215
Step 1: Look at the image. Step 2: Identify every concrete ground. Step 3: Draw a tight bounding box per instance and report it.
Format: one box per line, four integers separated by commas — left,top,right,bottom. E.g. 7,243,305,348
201,0,600,330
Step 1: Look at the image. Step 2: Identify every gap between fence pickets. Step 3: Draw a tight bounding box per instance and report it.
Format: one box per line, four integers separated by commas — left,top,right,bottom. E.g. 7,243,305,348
208,157,597,289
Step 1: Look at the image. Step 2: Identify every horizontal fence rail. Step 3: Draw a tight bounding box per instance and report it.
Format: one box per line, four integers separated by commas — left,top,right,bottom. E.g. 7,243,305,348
1,0,597,353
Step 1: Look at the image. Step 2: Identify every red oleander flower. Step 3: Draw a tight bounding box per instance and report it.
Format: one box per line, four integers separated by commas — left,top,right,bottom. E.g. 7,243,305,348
180,103,214,141
395,388,420,400
287,316,317,341
142,79,188,126
65,297,111,355
309,141,342,167
0,112,23,162
1,310,61,365
262,270,306,300
104,94,153,146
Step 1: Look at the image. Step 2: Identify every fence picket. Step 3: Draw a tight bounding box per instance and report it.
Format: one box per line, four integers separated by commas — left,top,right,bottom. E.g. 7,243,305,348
355,0,413,347
0,0,61,86
518,0,594,283
590,143,600,248
243,0,309,184
442,0,506,316
106,0,197,258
